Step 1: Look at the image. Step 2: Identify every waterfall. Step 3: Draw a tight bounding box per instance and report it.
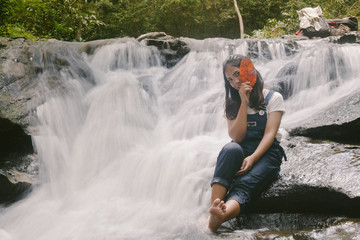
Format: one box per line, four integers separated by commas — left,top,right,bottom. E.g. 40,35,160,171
0,37,359,240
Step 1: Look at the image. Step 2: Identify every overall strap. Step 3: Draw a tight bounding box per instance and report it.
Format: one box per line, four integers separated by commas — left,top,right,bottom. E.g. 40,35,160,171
265,90,275,106
266,90,287,161
273,141,288,161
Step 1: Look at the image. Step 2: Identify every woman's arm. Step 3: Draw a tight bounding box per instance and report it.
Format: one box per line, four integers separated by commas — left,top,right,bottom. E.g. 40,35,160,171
236,110,283,175
227,102,247,143
227,82,252,143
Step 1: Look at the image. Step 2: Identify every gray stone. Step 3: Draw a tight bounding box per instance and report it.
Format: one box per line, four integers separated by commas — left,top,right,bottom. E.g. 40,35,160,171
0,38,39,131
247,137,360,217
137,32,190,68
136,32,170,42
329,31,360,44
290,91,360,143
282,34,310,41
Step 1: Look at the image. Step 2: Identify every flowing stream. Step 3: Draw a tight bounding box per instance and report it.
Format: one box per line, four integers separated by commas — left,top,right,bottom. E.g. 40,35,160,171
0,37,360,239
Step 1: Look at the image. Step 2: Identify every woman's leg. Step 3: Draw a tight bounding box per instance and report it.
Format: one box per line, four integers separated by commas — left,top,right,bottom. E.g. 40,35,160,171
210,142,244,192
208,145,282,232
210,183,227,204
208,142,244,232
209,145,282,232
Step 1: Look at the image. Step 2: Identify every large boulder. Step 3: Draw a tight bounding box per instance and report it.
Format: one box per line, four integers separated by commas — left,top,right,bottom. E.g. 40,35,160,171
290,91,360,143
0,38,39,131
245,137,360,217
0,37,95,203
137,32,190,68
0,38,38,203
234,136,360,238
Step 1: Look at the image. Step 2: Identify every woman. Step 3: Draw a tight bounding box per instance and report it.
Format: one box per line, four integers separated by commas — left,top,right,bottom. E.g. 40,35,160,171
208,54,286,232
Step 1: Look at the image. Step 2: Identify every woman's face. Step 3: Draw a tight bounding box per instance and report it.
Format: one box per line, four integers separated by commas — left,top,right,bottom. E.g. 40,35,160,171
225,65,241,90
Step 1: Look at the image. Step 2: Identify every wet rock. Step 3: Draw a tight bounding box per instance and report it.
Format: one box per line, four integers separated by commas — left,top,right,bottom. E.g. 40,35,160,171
299,220,360,239
290,91,360,143
271,61,298,100
0,116,36,204
0,37,95,133
137,32,190,68
237,213,342,230
234,216,360,239
0,117,33,154
283,40,300,56
247,40,272,60
282,35,310,41
0,153,38,204
246,137,360,217
329,31,360,44
247,39,300,60
0,37,95,203
0,174,31,204
0,38,40,131
136,32,170,42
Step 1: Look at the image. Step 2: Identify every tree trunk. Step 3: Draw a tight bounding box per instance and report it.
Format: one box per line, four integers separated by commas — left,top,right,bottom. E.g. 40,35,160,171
233,0,244,39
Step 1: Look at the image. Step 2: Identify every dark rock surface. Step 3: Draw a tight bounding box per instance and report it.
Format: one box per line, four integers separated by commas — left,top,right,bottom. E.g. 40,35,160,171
271,61,298,100
290,91,360,143
0,174,31,205
237,213,342,230
329,31,360,44
232,214,360,239
282,35,310,41
247,39,300,60
246,137,360,217
0,153,38,204
282,32,360,44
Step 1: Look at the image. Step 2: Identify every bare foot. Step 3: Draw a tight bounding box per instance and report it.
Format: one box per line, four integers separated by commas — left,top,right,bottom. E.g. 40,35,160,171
208,198,226,232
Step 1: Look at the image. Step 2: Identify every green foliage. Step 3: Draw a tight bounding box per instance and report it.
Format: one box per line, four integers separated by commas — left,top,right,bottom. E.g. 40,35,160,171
1,0,103,41
252,19,288,39
0,0,359,41
0,24,39,40
151,0,238,39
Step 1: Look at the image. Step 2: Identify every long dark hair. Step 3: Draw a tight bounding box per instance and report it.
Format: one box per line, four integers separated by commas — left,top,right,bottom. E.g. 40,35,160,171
223,54,265,120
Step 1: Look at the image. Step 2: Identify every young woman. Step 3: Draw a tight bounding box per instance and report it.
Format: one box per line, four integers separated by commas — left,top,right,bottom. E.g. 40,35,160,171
208,54,286,232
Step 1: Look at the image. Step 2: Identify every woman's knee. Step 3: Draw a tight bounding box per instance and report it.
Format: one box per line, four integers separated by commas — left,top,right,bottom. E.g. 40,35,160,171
215,142,245,169
220,142,244,158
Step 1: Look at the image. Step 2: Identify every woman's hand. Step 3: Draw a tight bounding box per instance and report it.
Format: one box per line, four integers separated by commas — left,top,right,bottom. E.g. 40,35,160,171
238,82,252,105
235,156,255,176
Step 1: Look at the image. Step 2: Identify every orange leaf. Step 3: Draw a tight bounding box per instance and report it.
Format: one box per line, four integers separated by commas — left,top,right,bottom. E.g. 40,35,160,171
239,57,257,87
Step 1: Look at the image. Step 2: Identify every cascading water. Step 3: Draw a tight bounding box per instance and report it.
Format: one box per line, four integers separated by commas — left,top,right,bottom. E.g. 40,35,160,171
0,37,359,239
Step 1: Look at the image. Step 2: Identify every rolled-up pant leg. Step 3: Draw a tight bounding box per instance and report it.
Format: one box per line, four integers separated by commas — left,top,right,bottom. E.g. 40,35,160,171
210,142,245,189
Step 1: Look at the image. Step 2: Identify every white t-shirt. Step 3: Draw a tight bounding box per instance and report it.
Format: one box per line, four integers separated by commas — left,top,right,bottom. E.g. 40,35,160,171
247,89,285,141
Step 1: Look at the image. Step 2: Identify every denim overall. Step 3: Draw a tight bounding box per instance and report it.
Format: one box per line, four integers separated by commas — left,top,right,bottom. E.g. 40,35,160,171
211,91,286,209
